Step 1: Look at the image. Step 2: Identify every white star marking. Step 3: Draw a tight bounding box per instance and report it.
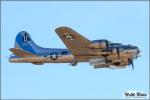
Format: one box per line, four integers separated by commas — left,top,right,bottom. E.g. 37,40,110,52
64,33,74,40
50,52,58,60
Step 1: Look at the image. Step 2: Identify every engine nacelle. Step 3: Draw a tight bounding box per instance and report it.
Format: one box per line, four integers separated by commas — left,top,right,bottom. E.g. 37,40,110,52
94,64,110,69
89,39,108,49
89,58,111,68
89,58,106,66
112,48,117,54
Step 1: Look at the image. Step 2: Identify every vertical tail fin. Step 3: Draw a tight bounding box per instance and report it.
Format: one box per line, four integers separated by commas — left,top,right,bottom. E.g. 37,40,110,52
14,31,39,54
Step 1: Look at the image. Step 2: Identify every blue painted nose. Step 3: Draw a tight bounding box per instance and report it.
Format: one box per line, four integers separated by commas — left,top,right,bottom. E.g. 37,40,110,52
134,47,140,59
134,46,140,54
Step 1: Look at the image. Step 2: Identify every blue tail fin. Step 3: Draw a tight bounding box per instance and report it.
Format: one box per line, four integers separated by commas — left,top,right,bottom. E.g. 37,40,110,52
15,31,39,54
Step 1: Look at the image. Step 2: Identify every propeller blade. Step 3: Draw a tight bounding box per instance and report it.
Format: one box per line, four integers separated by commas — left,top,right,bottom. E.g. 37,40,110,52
106,40,109,49
117,47,120,59
131,60,134,70
128,59,134,70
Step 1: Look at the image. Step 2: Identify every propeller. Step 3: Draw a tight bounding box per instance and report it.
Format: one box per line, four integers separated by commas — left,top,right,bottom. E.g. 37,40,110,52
128,59,134,70
116,47,120,59
111,46,121,59
105,40,109,49
136,49,140,59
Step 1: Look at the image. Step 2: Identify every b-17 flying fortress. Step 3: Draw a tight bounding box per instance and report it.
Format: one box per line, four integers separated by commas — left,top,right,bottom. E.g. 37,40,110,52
9,27,140,69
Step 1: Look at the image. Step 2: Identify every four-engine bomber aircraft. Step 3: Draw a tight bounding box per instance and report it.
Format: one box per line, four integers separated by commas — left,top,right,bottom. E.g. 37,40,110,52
9,27,140,69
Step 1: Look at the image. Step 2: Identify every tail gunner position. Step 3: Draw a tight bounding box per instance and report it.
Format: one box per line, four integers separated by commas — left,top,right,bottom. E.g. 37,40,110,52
9,27,140,69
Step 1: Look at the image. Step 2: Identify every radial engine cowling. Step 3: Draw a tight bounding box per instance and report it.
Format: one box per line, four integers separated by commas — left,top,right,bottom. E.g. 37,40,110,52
89,39,109,49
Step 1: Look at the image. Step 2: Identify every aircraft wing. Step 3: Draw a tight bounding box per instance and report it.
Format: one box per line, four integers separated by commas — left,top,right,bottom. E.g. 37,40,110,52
55,27,92,61
9,48,38,57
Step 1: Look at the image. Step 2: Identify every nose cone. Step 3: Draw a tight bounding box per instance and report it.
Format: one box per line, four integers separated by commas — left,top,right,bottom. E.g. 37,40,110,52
137,48,140,54
131,46,140,59
134,46,140,55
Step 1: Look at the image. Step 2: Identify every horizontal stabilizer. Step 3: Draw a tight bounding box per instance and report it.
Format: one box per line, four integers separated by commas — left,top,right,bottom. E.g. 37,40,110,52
9,48,38,57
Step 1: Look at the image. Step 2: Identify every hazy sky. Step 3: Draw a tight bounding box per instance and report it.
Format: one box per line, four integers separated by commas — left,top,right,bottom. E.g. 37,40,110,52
1,1,149,99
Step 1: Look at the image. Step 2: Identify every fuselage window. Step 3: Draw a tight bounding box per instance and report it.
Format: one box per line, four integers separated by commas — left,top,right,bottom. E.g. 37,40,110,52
62,51,68,55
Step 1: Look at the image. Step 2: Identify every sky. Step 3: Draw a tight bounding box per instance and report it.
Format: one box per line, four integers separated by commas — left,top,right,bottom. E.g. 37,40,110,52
1,1,149,99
